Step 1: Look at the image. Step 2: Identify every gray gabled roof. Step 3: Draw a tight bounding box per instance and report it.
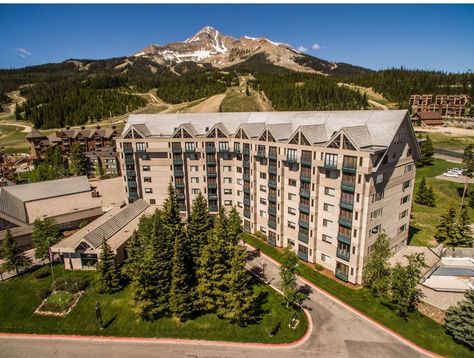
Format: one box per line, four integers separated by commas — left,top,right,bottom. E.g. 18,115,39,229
343,125,373,149
299,124,328,144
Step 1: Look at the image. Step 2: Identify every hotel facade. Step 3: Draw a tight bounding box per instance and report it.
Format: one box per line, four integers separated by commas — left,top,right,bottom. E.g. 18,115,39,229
116,111,420,285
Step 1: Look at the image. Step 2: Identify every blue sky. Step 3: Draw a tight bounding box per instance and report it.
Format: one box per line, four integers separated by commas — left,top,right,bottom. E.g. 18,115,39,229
0,4,473,72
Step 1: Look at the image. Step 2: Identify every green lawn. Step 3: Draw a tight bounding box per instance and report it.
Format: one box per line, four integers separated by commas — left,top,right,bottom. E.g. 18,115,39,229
220,88,260,112
0,125,29,154
410,158,474,246
416,131,474,152
243,233,473,358
0,265,307,343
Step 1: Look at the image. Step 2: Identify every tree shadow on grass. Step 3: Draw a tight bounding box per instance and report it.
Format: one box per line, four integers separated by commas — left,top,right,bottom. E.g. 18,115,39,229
102,314,117,328
407,225,421,245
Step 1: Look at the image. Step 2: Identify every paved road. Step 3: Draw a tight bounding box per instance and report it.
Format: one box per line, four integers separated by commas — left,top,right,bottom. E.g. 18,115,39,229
0,247,432,358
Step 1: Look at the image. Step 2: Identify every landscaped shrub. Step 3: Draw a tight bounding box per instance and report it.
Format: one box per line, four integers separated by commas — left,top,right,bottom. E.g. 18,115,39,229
314,263,324,271
53,278,87,293
37,287,52,300
33,268,51,279
254,231,267,240
42,291,75,313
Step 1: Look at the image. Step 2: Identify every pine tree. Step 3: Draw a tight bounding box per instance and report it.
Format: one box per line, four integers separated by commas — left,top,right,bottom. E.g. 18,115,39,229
196,209,229,313
435,207,458,245
456,206,474,247
445,289,474,349
187,191,212,273
363,231,392,296
419,135,434,166
221,244,256,325
425,185,436,207
31,218,60,261
461,144,474,209
96,239,122,294
279,246,305,308
227,206,242,246
415,177,428,205
69,143,88,176
1,229,32,274
170,230,193,322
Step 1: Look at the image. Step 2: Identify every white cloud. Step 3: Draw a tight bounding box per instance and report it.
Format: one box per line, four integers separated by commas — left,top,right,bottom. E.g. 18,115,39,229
311,43,321,50
297,46,308,53
15,48,31,58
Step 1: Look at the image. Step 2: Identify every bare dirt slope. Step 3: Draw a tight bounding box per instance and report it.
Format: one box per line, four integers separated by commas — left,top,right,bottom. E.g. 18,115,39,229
186,93,227,113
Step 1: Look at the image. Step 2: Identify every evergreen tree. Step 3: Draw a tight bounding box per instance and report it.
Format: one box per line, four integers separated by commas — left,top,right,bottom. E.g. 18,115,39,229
386,253,426,317
445,289,474,349
31,218,60,261
435,207,458,245
187,191,212,273
69,143,88,176
426,185,436,207
456,206,474,247
279,246,305,308
363,232,392,296
196,209,229,313
461,144,474,209
121,230,144,281
415,177,428,205
170,231,193,322
221,244,256,325
227,206,243,246
1,229,32,274
96,239,122,294
419,135,434,166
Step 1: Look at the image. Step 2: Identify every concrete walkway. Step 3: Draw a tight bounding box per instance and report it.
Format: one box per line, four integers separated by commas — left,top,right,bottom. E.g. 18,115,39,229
0,246,437,358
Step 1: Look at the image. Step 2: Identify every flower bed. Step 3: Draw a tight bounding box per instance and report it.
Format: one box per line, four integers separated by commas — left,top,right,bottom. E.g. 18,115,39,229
35,290,83,317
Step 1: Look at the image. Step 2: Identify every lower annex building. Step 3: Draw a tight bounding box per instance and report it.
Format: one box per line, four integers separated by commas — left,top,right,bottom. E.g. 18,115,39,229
116,111,420,285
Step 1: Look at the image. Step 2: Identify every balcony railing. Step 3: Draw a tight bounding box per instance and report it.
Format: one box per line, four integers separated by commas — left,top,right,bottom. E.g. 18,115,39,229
207,171,217,178
267,236,277,246
205,146,216,154
268,219,277,230
244,197,251,206
300,188,310,199
125,158,134,165
173,159,183,165
268,152,277,160
268,194,277,203
340,199,354,211
337,248,350,262
299,203,310,214
209,205,218,212
174,170,184,177
300,172,311,182
269,166,277,175
342,165,357,174
298,251,309,261
341,181,356,192
338,216,352,228
243,174,251,181
233,148,241,154
298,231,309,243
243,147,250,155
179,204,187,212
123,146,133,153
256,150,266,158
244,209,251,218
337,232,351,245
286,156,298,163
243,187,251,194
323,162,338,170
127,181,137,188
335,270,348,282
208,194,218,201
298,219,309,229
126,170,136,177
177,193,185,200
301,157,312,166
207,182,217,189
175,183,185,188
268,207,277,216
268,179,277,189
206,159,217,166
171,146,182,153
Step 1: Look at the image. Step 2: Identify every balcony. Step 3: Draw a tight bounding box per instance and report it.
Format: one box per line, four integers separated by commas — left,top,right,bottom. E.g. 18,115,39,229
338,216,352,228
179,204,187,212
208,194,218,201
233,148,241,155
243,173,251,181
268,207,277,216
301,157,312,167
286,156,298,164
128,192,139,202
171,146,182,154
127,181,137,188
206,159,217,166
337,232,351,245
243,147,250,155
256,150,266,158
268,219,277,230
342,165,357,174
298,231,309,243
267,236,277,246
205,146,216,154
335,270,349,282
298,251,309,261
174,170,184,177
207,182,217,189
299,203,310,214
300,172,311,183
268,152,277,160
244,209,251,218
298,219,309,229
337,248,350,262
243,162,250,169
207,171,217,178
268,179,277,189
300,188,310,199
244,197,251,206
126,170,136,177
323,162,338,170
175,183,185,189
177,193,185,200
340,199,354,211
173,158,183,165
341,181,356,192
209,205,218,212
125,158,135,165
269,166,277,175
123,146,133,154
268,194,277,203
243,187,251,194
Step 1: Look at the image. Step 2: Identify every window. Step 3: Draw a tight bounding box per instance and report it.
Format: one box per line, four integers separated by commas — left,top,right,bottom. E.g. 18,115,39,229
136,142,146,152
224,200,233,206
150,199,156,204
185,142,195,152
402,180,411,190
223,177,232,184
288,179,297,186
324,187,335,197
144,188,153,194
191,177,199,183
237,201,243,208
322,234,332,244
398,224,407,234
237,167,242,173
224,189,232,195
399,209,408,219
287,149,297,161
298,245,308,254
321,253,331,263
401,195,410,204
260,227,267,234
260,210,266,217
405,164,413,173
407,148,412,157
376,173,385,184
372,191,384,203
237,178,242,185
237,190,242,196
323,219,333,228
288,207,296,216
190,165,199,172
370,208,383,219
192,188,200,194
323,203,334,213
325,153,338,167
369,224,381,237
287,221,296,229
288,193,296,200
143,165,150,171
260,172,267,179
144,177,152,183
223,166,232,172
260,185,267,192
260,198,267,205
326,170,338,179
219,142,229,152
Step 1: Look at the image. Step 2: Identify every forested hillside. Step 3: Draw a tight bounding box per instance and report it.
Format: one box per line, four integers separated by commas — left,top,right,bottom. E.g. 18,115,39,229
341,68,474,108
